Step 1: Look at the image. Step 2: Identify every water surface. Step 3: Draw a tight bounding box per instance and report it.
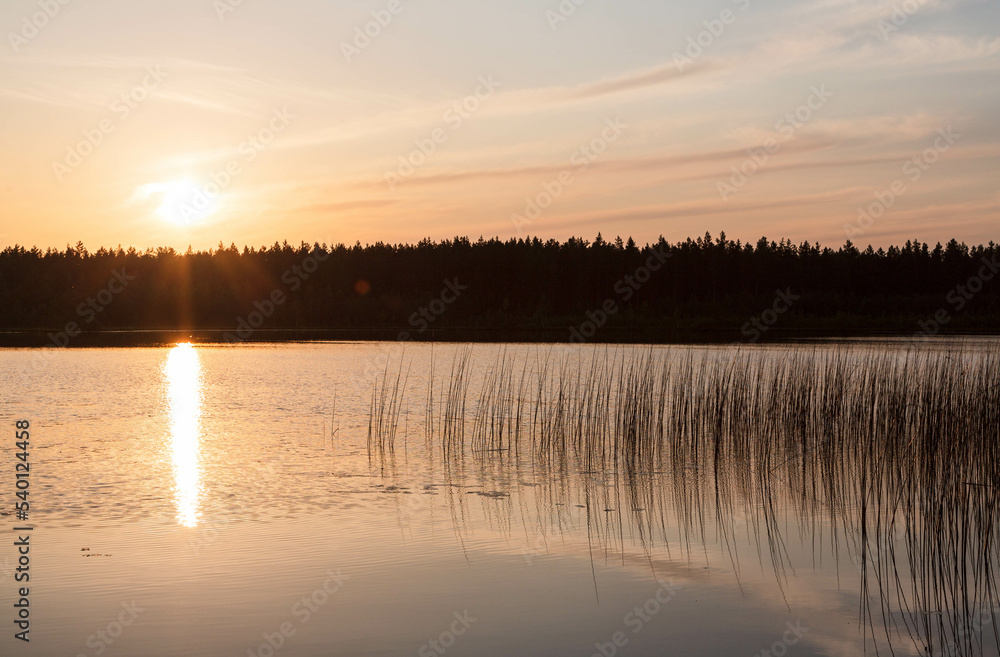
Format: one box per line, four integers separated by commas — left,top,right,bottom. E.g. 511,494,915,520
1,341,997,656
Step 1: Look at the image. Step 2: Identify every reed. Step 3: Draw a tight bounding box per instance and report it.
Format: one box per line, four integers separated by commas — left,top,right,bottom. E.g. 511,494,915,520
367,342,1000,656
366,355,410,456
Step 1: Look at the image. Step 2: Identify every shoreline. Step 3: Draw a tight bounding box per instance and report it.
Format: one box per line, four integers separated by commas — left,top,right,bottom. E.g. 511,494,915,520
1,328,998,348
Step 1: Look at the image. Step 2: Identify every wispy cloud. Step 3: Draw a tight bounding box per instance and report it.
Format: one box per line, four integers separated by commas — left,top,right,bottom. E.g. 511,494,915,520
560,61,715,100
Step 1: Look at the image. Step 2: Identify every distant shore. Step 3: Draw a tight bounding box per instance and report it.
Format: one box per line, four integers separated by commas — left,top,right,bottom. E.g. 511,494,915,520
1,327,998,348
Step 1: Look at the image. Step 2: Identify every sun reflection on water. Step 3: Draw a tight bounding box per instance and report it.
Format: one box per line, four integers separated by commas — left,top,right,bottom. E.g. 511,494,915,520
165,342,202,527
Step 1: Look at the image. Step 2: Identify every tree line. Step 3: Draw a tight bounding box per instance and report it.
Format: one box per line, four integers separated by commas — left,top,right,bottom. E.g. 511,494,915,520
1,232,998,343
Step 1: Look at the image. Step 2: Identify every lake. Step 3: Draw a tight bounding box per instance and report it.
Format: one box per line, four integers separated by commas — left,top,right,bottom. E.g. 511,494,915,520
1,340,997,657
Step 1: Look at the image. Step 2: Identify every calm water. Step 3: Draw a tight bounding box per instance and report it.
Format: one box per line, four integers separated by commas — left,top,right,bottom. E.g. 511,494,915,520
0,341,996,656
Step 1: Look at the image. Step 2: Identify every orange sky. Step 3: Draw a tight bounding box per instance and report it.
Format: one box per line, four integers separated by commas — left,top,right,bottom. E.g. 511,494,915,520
1,0,998,251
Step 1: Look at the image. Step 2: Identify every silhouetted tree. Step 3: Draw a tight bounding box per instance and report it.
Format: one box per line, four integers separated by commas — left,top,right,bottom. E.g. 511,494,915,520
0,233,997,339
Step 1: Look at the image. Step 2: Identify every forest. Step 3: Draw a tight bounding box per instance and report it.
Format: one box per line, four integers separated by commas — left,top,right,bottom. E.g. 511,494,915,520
1,232,998,344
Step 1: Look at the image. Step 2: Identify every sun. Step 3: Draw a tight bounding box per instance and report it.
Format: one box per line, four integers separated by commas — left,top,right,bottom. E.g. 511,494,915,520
137,179,219,226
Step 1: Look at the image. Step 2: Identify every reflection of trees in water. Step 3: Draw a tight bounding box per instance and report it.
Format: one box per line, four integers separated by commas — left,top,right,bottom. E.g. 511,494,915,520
370,344,1000,656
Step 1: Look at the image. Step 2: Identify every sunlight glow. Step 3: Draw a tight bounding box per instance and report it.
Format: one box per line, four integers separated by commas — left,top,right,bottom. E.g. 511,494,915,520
165,342,203,527
139,179,219,226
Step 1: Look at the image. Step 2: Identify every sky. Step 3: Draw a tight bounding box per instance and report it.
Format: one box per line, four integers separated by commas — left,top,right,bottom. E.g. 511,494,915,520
0,0,998,252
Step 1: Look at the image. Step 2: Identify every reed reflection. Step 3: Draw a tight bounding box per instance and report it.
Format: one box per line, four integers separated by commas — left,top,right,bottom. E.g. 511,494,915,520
369,345,1000,657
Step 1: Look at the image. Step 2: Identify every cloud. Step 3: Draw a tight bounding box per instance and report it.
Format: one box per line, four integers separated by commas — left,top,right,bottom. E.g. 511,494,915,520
888,35,1000,65
0,53,239,73
344,137,838,192
560,61,715,100
537,188,860,230
152,91,263,118
289,199,399,215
